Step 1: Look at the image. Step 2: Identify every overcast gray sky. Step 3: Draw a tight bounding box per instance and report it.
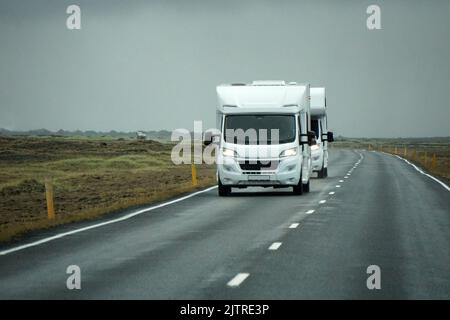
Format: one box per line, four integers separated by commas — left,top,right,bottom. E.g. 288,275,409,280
0,0,449,137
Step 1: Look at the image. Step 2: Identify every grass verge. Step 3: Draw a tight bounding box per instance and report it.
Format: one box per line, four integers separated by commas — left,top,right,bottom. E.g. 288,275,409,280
0,136,216,242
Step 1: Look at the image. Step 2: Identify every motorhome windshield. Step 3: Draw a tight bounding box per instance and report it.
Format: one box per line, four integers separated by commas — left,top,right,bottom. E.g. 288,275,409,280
224,115,296,145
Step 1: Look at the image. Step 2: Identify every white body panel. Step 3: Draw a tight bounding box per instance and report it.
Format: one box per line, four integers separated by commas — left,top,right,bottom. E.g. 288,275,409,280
216,81,312,188
310,87,328,172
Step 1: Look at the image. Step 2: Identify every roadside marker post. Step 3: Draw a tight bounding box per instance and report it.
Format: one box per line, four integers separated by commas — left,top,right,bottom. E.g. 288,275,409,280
191,164,198,187
404,146,407,157
45,178,55,220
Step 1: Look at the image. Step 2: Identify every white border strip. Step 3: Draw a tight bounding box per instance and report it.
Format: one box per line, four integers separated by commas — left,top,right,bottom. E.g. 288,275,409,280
393,155,450,192
0,186,218,256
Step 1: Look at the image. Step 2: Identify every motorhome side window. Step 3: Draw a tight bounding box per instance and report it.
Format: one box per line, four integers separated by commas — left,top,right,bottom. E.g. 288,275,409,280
224,115,296,145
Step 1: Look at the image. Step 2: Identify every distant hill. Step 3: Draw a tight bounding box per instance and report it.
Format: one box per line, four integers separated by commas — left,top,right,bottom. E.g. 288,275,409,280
0,128,173,141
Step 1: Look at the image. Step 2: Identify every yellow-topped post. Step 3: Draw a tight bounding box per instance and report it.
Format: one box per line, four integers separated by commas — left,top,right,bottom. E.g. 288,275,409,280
45,178,55,220
191,164,198,187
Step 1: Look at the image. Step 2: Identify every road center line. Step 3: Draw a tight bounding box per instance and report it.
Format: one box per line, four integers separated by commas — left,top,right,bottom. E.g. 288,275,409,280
227,273,250,287
268,242,283,250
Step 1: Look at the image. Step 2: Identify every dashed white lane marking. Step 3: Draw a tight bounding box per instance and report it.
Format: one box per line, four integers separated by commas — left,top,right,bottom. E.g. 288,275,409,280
319,200,326,204
339,180,344,182
289,223,300,229
0,185,219,256
329,191,335,195
306,209,315,214
344,176,349,179
227,273,250,287
394,155,450,192
336,185,341,188
268,242,283,250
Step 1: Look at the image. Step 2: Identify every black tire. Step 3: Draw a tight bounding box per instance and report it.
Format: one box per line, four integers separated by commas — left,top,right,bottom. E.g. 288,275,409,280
293,176,303,195
323,167,328,178
317,160,325,178
317,168,324,178
218,178,231,196
303,179,310,193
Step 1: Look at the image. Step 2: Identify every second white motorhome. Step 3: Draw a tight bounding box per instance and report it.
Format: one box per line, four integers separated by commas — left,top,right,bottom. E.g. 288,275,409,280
205,81,316,196
310,87,334,178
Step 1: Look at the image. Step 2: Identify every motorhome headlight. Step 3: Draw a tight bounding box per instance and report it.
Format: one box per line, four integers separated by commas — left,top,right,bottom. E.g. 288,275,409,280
311,144,320,151
222,148,237,157
280,147,297,157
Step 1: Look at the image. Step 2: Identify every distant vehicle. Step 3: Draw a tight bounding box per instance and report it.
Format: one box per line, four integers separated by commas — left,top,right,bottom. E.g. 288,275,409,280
205,80,316,196
310,87,334,178
136,131,147,140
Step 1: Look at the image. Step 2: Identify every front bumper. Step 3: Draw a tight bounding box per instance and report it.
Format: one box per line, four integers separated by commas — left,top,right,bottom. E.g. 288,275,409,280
218,156,301,186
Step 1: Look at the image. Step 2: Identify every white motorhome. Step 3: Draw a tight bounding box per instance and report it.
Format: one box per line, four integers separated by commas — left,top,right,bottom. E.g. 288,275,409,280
206,81,316,196
310,87,334,178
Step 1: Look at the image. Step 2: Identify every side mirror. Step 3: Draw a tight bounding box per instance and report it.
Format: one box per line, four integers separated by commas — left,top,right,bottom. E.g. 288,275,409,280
203,129,221,146
327,131,334,143
307,131,316,146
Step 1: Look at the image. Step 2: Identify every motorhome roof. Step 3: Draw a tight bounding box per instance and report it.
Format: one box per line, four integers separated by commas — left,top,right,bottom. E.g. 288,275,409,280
251,80,286,86
217,81,310,114
310,87,326,116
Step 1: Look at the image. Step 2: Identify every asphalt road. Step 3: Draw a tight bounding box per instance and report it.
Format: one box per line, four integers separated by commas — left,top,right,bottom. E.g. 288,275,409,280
0,149,449,299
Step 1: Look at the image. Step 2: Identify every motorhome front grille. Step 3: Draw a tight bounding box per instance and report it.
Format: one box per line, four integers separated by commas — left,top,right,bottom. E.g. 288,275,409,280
239,161,278,171
242,171,276,175
239,180,281,185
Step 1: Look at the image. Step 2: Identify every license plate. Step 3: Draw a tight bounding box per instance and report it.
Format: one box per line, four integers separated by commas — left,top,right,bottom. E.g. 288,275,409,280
248,175,270,181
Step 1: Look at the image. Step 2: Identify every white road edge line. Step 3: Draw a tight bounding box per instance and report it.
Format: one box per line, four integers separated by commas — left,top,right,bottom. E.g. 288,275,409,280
289,223,300,229
0,185,219,256
394,155,450,192
227,273,250,287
